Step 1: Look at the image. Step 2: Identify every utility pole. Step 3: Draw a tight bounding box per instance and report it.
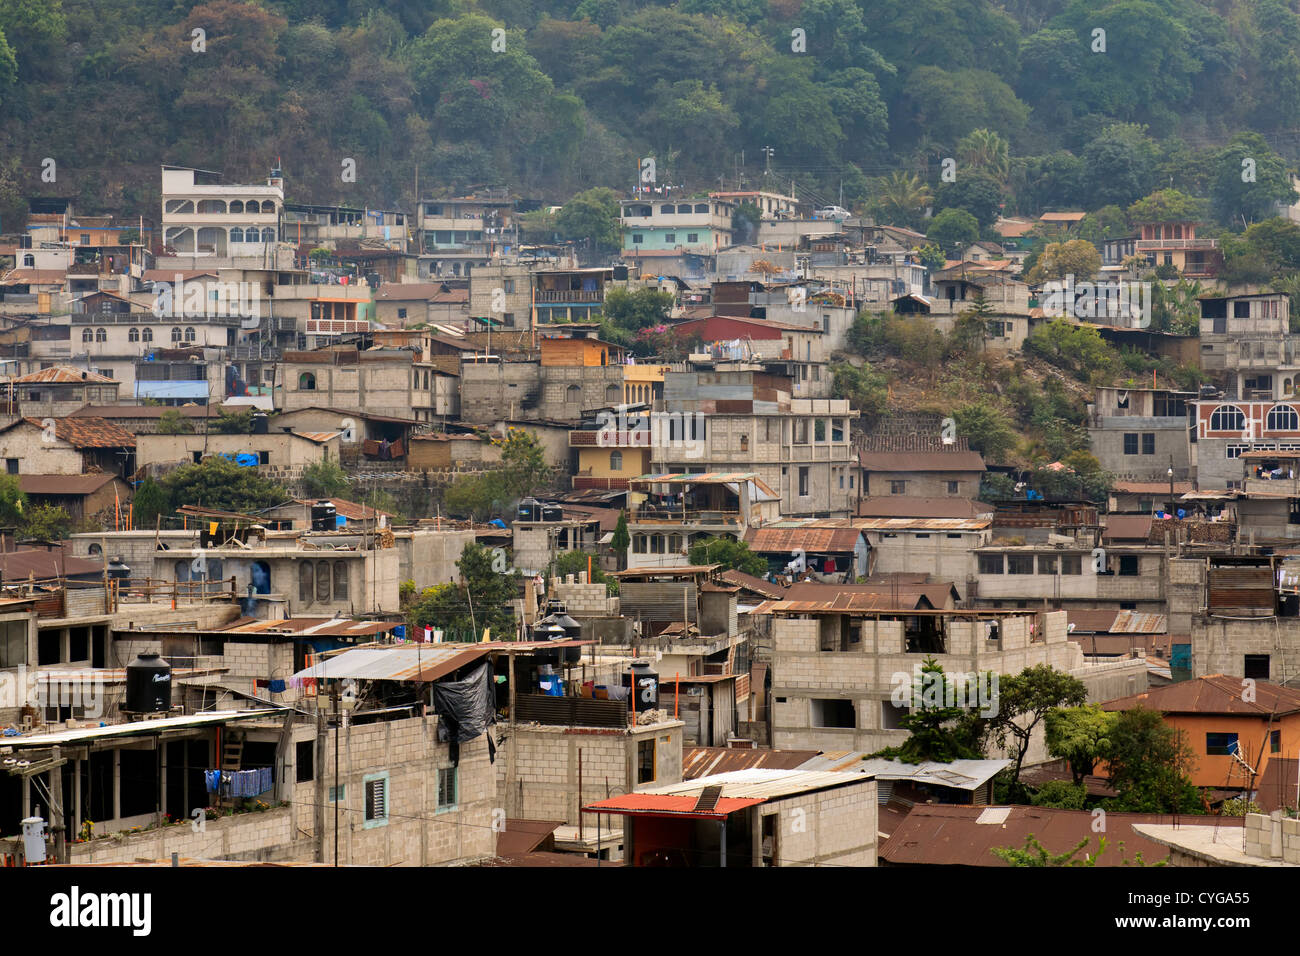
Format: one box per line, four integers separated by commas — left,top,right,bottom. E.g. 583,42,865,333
762,146,775,176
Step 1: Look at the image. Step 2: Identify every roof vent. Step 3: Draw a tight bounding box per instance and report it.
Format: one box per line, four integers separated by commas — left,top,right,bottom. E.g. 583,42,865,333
693,784,723,814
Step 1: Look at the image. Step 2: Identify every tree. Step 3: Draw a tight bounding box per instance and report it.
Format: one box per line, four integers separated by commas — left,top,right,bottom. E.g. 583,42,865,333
301,459,351,499
831,362,889,421
874,657,989,764
934,171,1004,230
1126,188,1206,225
1211,133,1298,228
985,665,1088,796
1081,125,1159,209
1025,239,1101,284
1030,780,1088,810
953,401,1017,461
610,511,630,570
157,409,194,435
1045,704,1118,785
159,456,287,515
410,542,520,640
496,427,550,501
21,504,73,541
131,478,169,530
602,287,673,331
0,473,26,527
687,536,766,576
926,208,980,253
871,171,932,231
555,186,621,254
956,128,1011,184
1104,707,1204,814
443,473,500,522
992,834,1161,867
211,407,255,435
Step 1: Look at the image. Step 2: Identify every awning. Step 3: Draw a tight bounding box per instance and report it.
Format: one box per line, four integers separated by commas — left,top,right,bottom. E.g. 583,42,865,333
289,644,491,683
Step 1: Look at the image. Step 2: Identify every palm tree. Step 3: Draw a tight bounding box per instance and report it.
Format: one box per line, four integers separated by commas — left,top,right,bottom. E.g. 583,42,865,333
957,128,1011,184
873,171,933,230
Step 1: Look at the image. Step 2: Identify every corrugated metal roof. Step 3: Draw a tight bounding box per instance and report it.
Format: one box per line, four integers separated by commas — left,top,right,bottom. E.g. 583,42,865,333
223,618,401,637
1110,610,1166,633
289,644,490,683
1102,674,1300,717
638,767,873,800
682,746,820,779
818,756,1010,789
11,366,116,384
857,497,993,519
16,416,135,448
4,709,279,747
745,526,864,553
583,793,765,818
880,805,1200,867
18,473,123,496
854,517,990,531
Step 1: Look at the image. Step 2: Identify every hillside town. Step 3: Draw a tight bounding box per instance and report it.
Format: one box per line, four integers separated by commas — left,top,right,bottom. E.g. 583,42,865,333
0,159,1295,883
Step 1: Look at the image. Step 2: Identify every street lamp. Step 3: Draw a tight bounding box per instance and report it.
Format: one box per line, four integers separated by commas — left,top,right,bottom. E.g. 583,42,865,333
1167,458,1176,517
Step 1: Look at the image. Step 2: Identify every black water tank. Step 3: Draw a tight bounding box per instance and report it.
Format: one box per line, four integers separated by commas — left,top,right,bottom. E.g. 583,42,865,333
252,412,269,435
125,653,172,714
612,265,629,280
106,557,131,581
541,504,563,522
623,660,659,712
518,497,541,522
310,500,337,531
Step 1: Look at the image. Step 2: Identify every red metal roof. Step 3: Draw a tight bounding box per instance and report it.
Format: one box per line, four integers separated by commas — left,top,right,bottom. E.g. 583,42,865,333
1102,674,1300,717
583,793,764,819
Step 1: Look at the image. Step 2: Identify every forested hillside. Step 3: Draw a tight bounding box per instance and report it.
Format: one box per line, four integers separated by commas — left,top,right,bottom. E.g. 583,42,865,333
3,0,1300,217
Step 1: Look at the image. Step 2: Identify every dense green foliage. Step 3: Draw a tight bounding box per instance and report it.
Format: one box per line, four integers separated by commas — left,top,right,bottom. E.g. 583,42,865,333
686,536,766,576
5,0,1300,223
158,456,288,515
408,542,520,640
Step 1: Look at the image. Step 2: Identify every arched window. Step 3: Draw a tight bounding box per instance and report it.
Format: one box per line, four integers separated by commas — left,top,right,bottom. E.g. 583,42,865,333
677,204,692,214
1268,404,1299,432
22,254,34,267
251,561,271,594
229,200,244,215
333,563,348,601
261,201,275,214
88,543,102,557
262,227,276,243
184,327,196,342
128,327,140,342
299,372,316,390
694,203,708,213
606,384,621,403
610,451,623,471
142,327,153,342
1210,404,1245,432
171,327,182,342
298,562,314,604
229,226,244,243
174,560,191,583
82,328,94,342
95,327,106,342
316,561,331,602
566,384,581,403
196,199,226,214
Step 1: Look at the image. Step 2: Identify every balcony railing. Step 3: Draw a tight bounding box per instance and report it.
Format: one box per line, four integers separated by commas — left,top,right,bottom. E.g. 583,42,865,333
1136,238,1219,251
630,507,741,525
535,289,603,303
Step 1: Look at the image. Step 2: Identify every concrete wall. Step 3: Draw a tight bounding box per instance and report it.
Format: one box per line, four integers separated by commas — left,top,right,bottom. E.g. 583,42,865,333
1089,420,1191,482
497,720,683,824
394,529,478,589
1192,615,1300,680
865,529,984,592
764,777,877,867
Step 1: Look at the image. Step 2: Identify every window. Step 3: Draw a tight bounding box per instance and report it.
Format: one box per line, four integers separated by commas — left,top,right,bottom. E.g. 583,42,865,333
298,372,316,390
632,234,643,244
258,451,269,465
1210,404,1246,433
890,480,907,495
978,554,1003,575
503,279,516,294
363,772,389,827
687,233,698,243
82,328,94,343
1123,433,1139,455
142,327,153,342
296,741,314,782
947,480,960,495
437,767,458,810
5,459,17,475
798,466,809,496
397,308,407,320
1268,404,1300,432
229,226,244,243
316,561,331,602
128,327,140,342
1007,554,1034,574
1141,433,1155,455
664,233,676,243
811,698,855,729
298,562,314,604
637,739,656,784
333,563,348,602
610,451,623,471
1272,729,1282,754
95,327,106,342
171,327,182,343
0,620,27,668
814,419,826,441
1038,555,1058,574
1206,733,1239,756
1245,654,1271,679
633,535,647,553
184,327,196,342
1118,555,1139,576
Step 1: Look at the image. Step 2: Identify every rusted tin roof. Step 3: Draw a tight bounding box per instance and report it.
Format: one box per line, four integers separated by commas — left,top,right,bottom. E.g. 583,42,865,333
1102,674,1300,717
